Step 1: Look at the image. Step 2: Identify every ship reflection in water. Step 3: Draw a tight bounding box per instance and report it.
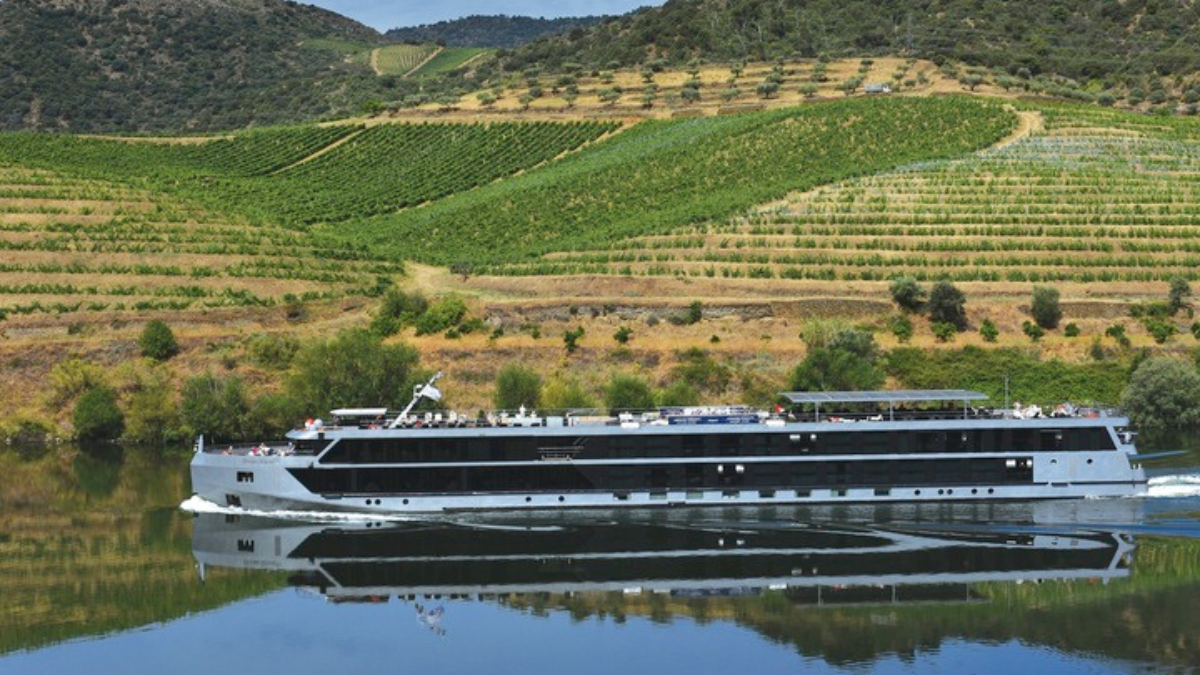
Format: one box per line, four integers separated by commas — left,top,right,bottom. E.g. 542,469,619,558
191,512,1135,608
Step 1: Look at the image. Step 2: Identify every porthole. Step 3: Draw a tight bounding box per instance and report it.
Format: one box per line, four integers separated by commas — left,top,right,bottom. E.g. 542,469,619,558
937,489,944,495
987,488,995,494
914,489,922,496
525,496,532,503
947,489,953,495
971,488,978,495
1087,458,1094,465
402,498,409,505
365,499,372,505
375,499,381,505
558,496,565,502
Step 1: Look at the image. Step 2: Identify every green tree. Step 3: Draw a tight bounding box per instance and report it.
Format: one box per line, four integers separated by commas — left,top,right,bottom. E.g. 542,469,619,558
73,387,125,442
889,277,925,312
370,289,428,337
928,281,968,330
1031,286,1062,329
414,295,467,336
287,329,420,415
979,319,999,342
541,376,594,410
657,380,700,406
789,329,883,391
181,374,249,442
1169,277,1191,314
139,319,178,361
614,326,633,344
494,364,542,410
1120,358,1200,432
604,373,655,412
671,347,732,393
122,370,180,445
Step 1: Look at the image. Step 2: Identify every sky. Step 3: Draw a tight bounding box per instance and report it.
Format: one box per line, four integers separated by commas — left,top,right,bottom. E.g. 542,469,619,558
307,0,666,32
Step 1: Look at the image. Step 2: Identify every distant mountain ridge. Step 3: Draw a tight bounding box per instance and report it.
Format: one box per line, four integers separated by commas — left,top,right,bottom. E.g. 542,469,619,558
495,0,1200,82
385,14,608,48
0,0,388,132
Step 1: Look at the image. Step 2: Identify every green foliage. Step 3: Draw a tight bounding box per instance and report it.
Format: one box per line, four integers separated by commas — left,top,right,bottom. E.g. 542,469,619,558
48,358,107,406
613,326,633,344
887,314,914,343
669,301,704,326
1022,321,1045,342
72,387,124,442
799,319,854,349
286,329,420,414
889,277,926,312
139,320,178,361
122,367,181,446
1031,286,1062,329
370,289,429,337
979,319,999,342
181,374,249,443
1064,323,1080,337
245,393,302,440
889,346,1127,404
789,329,883,392
1106,324,1132,349
604,373,655,412
563,326,585,354
494,364,542,410
928,281,968,331
414,295,468,336
671,347,732,393
1169,277,1192,314
1145,319,1177,344
245,333,301,370
657,380,701,407
540,376,594,410
1120,358,1200,432
931,321,958,342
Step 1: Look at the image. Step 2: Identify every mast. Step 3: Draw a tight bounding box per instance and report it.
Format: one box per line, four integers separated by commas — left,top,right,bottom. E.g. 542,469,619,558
389,371,443,428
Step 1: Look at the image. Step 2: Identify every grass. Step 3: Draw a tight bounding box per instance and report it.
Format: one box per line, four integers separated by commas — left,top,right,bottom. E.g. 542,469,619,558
411,47,492,76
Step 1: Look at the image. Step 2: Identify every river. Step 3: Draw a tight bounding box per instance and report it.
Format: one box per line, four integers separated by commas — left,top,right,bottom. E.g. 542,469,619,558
1,443,1198,674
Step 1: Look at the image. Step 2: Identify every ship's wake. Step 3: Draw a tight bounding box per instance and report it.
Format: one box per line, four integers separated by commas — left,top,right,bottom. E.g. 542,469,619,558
179,495,422,523
1146,473,1200,499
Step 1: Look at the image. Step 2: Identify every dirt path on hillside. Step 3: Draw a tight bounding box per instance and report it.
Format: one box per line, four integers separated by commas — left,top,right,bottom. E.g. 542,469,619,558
369,48,383,76
271,127,365,174
404,47,444,78
992,109,1044,150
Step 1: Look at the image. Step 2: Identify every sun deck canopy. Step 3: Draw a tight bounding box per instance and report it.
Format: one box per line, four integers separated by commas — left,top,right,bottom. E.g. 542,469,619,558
781,390,988,405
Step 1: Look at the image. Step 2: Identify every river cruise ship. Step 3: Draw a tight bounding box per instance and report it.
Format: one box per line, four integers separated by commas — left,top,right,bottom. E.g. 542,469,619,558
190,378,1149,514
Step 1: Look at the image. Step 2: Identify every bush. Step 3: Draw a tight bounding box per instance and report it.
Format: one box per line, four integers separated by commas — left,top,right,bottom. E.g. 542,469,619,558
657,380,700,406
181,374,249,442
889,277,926,312
1121,358,1200,432
1145,319,1177,344
671,347,732,393
1031,286,1062,329
245,333,300,369
1022,321,1045,342
1169,277,1191,314
887,315,914,343
139,320,178,360
494,364,542,410
613,326,633,344
541,377,594,411
287,329,420,415
1064,323,1080,338
927,281,967,330
563,326,585,354
122,370,180,445
669,300,704,326
48,358,107,406
979,319,999,342
73,387,125,442
789,330,883,391
604,373,655,412
414,295,468,336
1106,324,1132,348
370,289,429,336
931,321,957,342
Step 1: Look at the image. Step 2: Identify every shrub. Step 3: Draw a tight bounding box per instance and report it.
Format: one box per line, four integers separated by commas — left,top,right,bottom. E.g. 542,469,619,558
671,347,732,393
1031,286,1062,329
979,319,999,342
540,377,594,411
1169,277,1191,314
789,329,883,391
1120,358,1200,432
73,387,124,442
1022,321,1045,342
887,314,913,342
613,326,633,344
370,289,429,336
669,300,704,326
928,281,967,329
563,326,585,353
931,321,957,342
48,358,107,405
123,371,180,445
139,320,178,361
1064,323,1080,338
414,295,467,336
1145,319,1177,344
889,277,926,312
494,364,542,410
605,373,655,412
1106,324,1131,348
245,333,300,369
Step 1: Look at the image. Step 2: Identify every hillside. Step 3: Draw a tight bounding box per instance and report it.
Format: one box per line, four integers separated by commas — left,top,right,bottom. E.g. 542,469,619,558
496,0,1200,84
385,14,608,48
0,0,390,132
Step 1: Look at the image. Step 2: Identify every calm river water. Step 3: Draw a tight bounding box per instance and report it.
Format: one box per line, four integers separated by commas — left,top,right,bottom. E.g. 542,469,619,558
2,444,1199,675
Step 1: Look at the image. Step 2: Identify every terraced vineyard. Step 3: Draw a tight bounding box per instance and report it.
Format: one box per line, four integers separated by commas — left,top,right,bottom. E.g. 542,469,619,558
479,103,1200,283
373,44,440,75
0,166,406,320
347,96,1016,267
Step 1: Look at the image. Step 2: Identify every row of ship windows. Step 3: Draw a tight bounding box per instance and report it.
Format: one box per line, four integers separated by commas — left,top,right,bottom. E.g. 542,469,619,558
318,429,1113,464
